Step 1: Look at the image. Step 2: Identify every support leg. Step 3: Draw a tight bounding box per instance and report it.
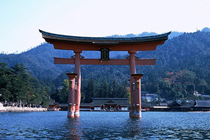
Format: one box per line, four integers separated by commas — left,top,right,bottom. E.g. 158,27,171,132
74,50,82,117
66,73,77,118
129,50,141,118
131,74,143,118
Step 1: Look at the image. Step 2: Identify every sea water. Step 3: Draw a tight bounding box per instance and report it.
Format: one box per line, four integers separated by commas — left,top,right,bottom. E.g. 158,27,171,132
0,111,210,139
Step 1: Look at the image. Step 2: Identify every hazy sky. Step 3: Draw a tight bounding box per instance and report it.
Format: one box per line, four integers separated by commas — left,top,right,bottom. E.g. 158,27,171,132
0,0,210,54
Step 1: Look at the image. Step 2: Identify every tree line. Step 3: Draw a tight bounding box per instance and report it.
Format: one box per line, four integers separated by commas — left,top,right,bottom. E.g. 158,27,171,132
0,63,51,107
51,76,129,103
1,62,210,106
52,69,210,104
142,70,210,101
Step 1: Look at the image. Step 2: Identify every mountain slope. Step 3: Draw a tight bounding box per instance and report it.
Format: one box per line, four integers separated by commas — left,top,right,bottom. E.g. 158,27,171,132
0,30,210,85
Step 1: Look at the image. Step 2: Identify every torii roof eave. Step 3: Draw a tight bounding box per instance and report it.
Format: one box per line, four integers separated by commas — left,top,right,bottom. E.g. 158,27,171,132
39,29,171,45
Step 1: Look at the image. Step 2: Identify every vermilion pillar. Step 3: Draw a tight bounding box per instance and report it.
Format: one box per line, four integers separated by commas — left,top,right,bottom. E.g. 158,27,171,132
131,74,143,118
129,50,137,117
74,50,82,117
66,73,77,117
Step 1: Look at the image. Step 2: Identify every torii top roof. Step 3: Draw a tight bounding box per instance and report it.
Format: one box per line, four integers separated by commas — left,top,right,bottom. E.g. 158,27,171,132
39,29,171,45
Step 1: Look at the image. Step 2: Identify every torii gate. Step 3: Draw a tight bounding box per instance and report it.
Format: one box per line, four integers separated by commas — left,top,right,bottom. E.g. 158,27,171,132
40,30,170,118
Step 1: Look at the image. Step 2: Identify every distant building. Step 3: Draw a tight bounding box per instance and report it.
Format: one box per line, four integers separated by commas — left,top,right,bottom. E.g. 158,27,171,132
57,99,210,112
59,103,68,111
193,100,210,111
141,102,151,111
202,95,210,100
159,103,167,106
80,98,130,111
48,102,60,111
142,94,158,102
150,105,168,111
167,101,193,112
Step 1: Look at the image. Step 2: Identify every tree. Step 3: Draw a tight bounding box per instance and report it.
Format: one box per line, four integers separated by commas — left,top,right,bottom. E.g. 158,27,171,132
0,63,12,101
83,78,95,103
10,64,30,103
112,80,118,98
182,71,196,83
58,79,69,103
99,80,111,98
158,79,171,99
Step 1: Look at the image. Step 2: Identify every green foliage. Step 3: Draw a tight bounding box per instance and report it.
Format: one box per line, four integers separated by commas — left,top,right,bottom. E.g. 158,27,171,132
81,79,128,103
58,79,69,103
182,71,196,83
51,79,69,103
0,63,51,107
148,70,210,100
83,78,95,103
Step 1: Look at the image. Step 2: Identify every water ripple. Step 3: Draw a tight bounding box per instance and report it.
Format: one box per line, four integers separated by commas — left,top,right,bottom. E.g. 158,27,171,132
0,111,210,139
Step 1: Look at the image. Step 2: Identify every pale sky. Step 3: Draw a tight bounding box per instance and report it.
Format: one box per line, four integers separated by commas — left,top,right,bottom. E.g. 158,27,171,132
0,0,210,54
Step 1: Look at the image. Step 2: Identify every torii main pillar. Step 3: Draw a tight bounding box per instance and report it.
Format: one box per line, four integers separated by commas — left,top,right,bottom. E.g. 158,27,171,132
66,73,77,117
129,50,143,118
74,50,82,117
130,74,143,118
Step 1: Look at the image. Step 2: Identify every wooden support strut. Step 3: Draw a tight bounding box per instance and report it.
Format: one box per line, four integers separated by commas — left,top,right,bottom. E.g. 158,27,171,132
74,50,82,117
66,73,77,118
129,50,136,118
131,74,143,118
54,57,156,65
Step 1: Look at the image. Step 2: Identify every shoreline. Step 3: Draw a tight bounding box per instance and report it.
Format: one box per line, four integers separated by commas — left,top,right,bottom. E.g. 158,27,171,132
1,109,210,113
0,106,47,112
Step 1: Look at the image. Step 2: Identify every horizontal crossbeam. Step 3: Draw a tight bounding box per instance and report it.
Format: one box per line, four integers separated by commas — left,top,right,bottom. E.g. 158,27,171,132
54,57,156,65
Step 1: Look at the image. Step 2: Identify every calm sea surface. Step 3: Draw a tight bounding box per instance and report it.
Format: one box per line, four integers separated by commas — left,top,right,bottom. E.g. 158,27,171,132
0,111,210,139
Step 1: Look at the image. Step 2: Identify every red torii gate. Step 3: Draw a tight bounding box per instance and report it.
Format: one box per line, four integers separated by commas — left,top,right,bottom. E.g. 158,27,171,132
40,30,170,118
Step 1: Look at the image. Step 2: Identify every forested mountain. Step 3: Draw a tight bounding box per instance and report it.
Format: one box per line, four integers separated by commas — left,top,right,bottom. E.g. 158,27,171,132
1,29,210,103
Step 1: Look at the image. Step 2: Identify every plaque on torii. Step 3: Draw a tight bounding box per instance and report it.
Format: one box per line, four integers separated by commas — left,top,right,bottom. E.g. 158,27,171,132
40,30,170,118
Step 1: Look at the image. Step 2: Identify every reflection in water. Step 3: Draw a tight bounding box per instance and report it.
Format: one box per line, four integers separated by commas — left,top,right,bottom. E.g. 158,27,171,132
0,111,210,139
65,118,82,140
124,118,143,138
